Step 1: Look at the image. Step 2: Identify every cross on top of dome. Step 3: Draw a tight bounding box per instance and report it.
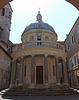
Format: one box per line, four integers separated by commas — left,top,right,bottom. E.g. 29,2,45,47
36,8,42,21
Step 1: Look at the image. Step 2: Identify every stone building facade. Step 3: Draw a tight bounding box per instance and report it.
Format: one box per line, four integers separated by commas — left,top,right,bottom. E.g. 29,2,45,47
0,46,12,90
0,4,12,90
64,17,79,88
10,11,68,88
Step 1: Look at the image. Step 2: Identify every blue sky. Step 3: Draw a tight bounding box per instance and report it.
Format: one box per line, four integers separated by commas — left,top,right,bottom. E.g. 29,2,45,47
10,0,79,43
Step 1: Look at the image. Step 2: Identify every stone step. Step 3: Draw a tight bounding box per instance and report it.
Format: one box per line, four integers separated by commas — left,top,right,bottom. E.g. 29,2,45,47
2,85,79,96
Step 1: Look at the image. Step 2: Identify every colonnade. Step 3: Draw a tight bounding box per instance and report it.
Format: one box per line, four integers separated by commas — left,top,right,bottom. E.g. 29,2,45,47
10,55,68,87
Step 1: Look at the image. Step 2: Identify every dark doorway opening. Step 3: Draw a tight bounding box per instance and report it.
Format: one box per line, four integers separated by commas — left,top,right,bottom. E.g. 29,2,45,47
36,66,43,84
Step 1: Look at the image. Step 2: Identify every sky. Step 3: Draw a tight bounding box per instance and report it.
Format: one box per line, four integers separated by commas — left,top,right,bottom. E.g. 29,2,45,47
10,0,79,43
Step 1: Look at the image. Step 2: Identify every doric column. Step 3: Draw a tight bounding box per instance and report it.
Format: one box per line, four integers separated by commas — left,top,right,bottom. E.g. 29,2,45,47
19,57,24,85
10,59,17,87
55,56,60,84
31,55,35,84
44,55,48,84
62,58,68,84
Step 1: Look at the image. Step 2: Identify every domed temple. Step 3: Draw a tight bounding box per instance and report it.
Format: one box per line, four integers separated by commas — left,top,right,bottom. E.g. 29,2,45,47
10,11,68,88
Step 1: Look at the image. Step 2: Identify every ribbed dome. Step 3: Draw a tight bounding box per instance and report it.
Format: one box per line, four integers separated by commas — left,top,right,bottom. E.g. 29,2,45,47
23,11,55,33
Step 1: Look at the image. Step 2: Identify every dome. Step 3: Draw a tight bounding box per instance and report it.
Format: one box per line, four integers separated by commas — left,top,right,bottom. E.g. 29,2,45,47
23,11,55,33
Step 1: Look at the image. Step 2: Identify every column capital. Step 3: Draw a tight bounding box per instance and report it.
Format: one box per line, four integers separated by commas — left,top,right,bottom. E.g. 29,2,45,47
44,54,48,57
32,54,35,57
62,57,66,61
13,58,17,62
20,56,24,59
55,55,58,59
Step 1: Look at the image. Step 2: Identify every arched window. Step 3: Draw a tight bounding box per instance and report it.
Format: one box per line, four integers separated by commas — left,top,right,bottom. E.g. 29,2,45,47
37,36,41,40
37,33,41,40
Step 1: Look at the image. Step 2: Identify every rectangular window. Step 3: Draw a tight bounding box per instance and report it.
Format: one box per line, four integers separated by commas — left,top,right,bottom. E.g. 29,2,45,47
66,41,70,51
73,55,78,66
53,65,55,76
2,8,5,16
59,63,62,68
9,11,11,19
69,59,72,69
24,66,26,76
37,42,42,46
37,38,41,40
71,35,75,45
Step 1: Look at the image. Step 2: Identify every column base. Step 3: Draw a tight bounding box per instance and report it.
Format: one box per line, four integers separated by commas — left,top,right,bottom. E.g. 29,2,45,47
10,84,14,88
63,83,69,86
19,83,23,86
56,83,61,85
45,83,49,85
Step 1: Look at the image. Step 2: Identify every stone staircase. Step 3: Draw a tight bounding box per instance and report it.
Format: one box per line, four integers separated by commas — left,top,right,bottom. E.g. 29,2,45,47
1,85,79,96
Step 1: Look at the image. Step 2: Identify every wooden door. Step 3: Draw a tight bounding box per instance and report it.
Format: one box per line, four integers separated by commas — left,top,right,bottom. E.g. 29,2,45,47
36,66,43,84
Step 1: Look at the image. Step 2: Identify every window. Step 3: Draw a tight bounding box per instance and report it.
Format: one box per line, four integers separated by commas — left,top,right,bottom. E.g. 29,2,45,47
59,63,62,69
66,41,70,51
69,59,72,69
73,55,78,66
9,11,11,19
37,42,42,46
37,38,41,40
2,8,5,16
37,36,41,41
71,35,75,45
53,65,55,76
37,33,41,41
24,66,26,76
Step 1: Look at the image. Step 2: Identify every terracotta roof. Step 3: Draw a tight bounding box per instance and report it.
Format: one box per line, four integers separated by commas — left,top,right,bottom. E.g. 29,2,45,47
0,0,12,10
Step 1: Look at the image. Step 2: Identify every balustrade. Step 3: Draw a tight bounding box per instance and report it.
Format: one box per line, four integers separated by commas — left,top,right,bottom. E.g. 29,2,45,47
14,41,64,51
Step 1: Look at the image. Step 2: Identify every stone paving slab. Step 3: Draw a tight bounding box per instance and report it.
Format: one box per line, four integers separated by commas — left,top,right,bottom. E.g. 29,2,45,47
0,95,79,100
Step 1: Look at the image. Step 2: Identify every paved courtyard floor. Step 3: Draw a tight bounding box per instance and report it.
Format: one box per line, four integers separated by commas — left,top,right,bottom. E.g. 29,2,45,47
0,95,79,100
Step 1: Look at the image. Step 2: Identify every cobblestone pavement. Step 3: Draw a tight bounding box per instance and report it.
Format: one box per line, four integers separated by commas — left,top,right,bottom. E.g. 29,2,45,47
0,95,79,100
